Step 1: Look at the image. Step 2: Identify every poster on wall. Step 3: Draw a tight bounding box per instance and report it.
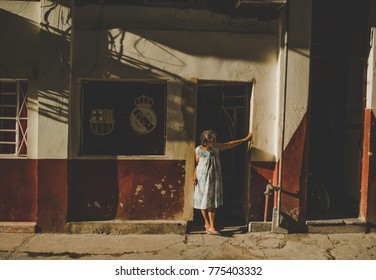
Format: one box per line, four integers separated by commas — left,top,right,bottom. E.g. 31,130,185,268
81,80,166,155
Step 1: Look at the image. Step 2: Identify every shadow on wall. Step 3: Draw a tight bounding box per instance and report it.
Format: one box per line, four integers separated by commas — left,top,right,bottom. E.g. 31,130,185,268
5,1,281,138
68,160,119,221
38,89,69,124
0,9,39,79
2,3,279,147
0,7,71,124
0,1,276,147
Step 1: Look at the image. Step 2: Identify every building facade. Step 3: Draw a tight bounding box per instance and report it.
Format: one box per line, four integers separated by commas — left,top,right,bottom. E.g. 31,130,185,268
1,0,376,233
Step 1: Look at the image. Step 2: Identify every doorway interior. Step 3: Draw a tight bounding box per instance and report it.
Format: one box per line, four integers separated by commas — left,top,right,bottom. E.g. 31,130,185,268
194,81,251,230
307,0,370,220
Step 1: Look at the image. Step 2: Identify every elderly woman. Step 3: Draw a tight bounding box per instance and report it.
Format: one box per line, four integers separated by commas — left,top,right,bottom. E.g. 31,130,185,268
192,130,252,234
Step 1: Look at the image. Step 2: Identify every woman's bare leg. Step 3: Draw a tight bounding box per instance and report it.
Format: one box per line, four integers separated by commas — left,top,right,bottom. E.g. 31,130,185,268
201,209,210,229
207,209,219,234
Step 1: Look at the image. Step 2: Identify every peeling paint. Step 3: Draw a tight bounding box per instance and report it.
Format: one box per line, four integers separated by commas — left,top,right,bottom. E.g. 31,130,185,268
68,159,185,221
135,185,143,195
288,207,300,221
87,202,101,208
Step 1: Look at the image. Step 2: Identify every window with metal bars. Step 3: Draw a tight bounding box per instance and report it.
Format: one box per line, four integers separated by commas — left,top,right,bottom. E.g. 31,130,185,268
0,81,28,157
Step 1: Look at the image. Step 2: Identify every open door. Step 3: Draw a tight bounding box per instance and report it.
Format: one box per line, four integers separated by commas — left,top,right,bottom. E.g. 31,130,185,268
307,0,369,221
194,81,252,230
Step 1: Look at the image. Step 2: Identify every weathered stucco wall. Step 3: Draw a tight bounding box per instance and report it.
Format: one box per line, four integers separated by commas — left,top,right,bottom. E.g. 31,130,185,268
1,1,284,228
70,5,282,221
280,0,311,227
71,5,281,163
0,0,73,159
0,1,40,79
0,2,40,160
0,1,41,224
38,1,70,159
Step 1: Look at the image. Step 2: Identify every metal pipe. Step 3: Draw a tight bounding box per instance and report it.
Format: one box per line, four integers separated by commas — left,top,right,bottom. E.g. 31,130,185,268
273,3,290,230
263,180,274,222
264,195,269,222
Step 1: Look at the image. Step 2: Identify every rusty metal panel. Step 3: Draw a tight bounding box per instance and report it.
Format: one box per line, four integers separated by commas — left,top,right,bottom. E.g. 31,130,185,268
0,159,38,221
117,160,185,220
68,160,185,221
68,160,120,221
249,161,275,221
37,160,69,233
364,110,376,224
281,114,308,228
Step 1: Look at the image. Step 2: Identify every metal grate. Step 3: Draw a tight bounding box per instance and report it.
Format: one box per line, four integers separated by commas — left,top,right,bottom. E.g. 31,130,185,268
0,81,28,157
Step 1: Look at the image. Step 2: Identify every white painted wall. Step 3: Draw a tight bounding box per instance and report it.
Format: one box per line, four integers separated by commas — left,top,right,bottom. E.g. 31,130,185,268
1,2,283,162
0,1,40,77
281,0,312,150
367,28,376,112
1,1,71,159
38,1,71,159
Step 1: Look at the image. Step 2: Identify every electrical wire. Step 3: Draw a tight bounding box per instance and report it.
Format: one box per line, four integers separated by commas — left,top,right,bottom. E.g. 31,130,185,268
60,1,104,80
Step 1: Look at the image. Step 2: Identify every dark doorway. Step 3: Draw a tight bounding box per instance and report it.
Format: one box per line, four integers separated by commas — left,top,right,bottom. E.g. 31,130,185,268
194,81,251,230
307,1,369,220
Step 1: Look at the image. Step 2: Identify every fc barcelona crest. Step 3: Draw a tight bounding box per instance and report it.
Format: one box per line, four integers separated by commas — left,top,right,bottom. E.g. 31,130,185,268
89,109,115,136
130,95,157,134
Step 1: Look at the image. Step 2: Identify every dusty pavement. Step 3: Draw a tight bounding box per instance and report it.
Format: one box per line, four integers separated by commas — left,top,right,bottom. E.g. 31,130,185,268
1,231,376,260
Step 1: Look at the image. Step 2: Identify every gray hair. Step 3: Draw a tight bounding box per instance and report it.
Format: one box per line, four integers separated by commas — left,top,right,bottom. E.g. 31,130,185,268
200,130,217,147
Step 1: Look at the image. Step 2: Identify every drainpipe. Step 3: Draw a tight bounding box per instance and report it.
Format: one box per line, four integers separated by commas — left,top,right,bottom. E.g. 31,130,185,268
264,179,279,222
272,3,289,232
264,180,273,222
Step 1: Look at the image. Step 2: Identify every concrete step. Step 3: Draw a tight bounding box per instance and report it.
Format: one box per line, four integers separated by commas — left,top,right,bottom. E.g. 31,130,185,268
248,221,289,233
67,220,187,234
187,224,247,235
248,218,369,234
306,218,368,233
0,222,36,233
248,221,272,232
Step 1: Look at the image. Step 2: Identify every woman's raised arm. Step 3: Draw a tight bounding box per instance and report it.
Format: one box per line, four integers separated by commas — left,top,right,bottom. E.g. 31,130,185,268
217,132,252,151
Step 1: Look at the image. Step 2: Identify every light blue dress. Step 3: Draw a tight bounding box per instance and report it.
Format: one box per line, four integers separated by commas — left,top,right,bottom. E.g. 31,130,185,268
193,145,223,209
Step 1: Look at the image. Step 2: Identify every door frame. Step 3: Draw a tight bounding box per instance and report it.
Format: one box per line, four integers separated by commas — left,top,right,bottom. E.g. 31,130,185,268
195,79,253,225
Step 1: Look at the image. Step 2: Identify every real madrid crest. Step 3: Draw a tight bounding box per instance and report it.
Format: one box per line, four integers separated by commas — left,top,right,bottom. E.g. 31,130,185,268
89,109,115,136
130,95,157,134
